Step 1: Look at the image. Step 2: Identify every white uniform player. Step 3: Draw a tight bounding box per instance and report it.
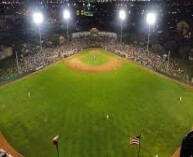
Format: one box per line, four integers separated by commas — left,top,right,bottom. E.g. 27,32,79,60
28,92,31,97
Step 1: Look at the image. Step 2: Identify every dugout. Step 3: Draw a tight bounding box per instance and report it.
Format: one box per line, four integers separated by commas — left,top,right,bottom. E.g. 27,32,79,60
180,131,193,157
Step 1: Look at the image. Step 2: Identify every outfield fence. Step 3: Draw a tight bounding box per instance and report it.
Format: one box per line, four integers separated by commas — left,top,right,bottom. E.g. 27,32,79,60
0,70,34,86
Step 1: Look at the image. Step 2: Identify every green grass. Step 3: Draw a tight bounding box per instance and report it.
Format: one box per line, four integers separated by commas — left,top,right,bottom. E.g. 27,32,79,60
0,48,193,157
80,49,110,66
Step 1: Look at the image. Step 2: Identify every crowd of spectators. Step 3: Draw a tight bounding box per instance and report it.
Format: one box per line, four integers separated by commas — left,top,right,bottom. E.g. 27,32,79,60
0,36,191,83
101,42,164,70
102,41,190,81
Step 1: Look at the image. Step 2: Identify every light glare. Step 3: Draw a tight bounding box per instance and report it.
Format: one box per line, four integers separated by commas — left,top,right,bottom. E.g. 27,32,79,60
146,13,156,25
119,10,126,21
63,10,70,20
33,12,43,25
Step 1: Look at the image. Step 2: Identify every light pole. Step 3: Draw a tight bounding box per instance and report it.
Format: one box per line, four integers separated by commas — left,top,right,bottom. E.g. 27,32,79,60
167,51,170,71
33,12,43,51
63,10,70,40
15,51,20,73
119,10,126,43
146,12,156,52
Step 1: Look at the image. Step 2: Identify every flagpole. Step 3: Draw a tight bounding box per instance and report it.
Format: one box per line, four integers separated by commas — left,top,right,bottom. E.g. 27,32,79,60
137,134,141,157
56,144,60,157
53,135,60,157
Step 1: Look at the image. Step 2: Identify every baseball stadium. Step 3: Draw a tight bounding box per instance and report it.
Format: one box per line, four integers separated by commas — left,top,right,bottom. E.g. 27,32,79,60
0,30,193,157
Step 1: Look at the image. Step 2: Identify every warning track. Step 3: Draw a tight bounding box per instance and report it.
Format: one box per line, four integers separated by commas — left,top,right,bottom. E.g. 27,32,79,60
0,132,24,157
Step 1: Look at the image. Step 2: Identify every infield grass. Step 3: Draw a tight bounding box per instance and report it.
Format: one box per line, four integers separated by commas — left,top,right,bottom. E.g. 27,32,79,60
0,48,193,157
80,49,110,66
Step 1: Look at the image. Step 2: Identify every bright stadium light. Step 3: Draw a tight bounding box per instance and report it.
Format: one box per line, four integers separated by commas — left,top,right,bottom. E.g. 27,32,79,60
33,12,44,52
63,9,70,20
119,10,126,42
146,13,156,25
63,9,71,40
33,12,43,25
119,10,126,21
146,12,156,52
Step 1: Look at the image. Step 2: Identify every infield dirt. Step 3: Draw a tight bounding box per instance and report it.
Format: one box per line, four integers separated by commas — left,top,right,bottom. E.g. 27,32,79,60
66,54,123,73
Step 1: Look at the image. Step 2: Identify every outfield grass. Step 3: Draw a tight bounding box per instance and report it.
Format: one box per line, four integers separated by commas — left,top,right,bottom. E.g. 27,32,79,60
0,48,193,157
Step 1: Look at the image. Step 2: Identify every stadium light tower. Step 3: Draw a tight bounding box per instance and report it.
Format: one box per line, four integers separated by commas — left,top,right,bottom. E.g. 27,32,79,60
33,12,44,51
63,9,70,40
119,10,126,42
146,12,156,52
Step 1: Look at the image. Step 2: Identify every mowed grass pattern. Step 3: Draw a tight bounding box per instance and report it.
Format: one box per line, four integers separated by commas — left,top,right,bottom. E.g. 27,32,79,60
0,49,193,157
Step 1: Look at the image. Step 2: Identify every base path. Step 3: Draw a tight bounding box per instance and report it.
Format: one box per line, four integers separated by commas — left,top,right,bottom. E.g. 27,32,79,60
66,57,123,73
0,132,24,157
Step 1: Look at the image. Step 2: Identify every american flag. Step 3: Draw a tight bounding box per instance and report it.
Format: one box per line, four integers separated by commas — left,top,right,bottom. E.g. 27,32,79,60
129,135,140,145
53,135,59,148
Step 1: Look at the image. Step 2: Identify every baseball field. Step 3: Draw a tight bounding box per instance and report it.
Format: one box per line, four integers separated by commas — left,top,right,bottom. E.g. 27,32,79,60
0,48,193,157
